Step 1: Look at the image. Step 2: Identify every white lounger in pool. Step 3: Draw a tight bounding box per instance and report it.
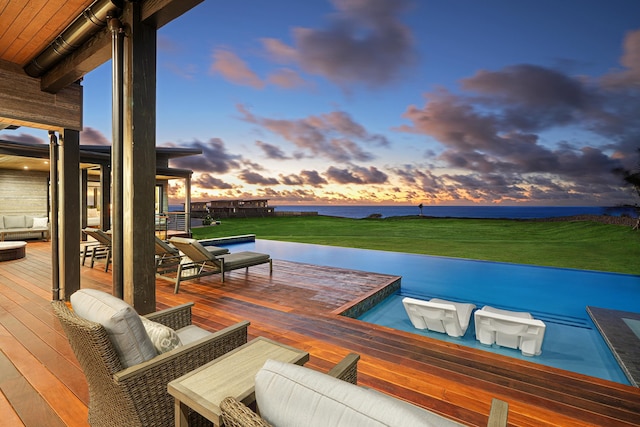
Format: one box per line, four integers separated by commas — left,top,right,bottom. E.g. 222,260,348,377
402,297,476,338
474,306,546,356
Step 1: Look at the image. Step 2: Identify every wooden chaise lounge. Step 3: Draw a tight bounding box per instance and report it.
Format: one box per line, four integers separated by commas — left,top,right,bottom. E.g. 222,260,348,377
168,237,272,293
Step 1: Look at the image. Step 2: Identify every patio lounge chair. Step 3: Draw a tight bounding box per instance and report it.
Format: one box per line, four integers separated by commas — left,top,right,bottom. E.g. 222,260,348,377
52,289,249,427
155,236,183,276
474,306,546,356
220,355,508,427
168,237,272,293
168,236,230,257
156,236,229,277
402,297,476,338
82,227,112,272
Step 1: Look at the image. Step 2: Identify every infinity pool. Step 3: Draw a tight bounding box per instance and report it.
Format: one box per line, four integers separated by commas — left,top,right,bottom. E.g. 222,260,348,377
223,239,640,384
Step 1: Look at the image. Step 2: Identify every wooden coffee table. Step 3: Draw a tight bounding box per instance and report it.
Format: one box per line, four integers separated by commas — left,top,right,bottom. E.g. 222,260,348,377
168,336,309,427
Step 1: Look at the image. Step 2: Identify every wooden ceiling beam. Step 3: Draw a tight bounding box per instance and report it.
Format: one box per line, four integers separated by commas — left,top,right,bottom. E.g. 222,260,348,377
0,59,82,131
142,0,204,29
39,0,204,93
40,27,112,94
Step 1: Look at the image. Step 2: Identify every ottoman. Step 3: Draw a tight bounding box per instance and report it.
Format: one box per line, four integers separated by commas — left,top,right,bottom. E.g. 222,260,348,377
0,241,27,261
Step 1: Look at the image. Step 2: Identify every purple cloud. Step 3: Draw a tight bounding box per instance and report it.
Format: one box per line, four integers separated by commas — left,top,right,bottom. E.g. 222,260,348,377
239,105,387,162
238,170,279,186
166,138,242,173
80,127,111,146
392,47,640,205
325,165,388,184
280,170,329,187
256,140,289,159
262,0,415,87
0,132,45,144
193,173,233,190
461,64,594,131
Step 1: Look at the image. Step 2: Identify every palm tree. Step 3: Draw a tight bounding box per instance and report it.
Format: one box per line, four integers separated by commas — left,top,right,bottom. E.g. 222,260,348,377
614,148,640,230
624,171,640,230
418,203,423,216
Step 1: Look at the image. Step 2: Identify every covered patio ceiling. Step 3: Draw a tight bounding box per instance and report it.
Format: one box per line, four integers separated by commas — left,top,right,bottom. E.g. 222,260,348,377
0,1,93,69
1,0,205,311
0,0,204,173
1,0,202,124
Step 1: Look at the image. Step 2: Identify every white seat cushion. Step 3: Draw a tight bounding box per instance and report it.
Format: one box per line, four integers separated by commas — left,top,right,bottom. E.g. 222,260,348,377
255,359,464,427
176,324,213,345
70,289,157,367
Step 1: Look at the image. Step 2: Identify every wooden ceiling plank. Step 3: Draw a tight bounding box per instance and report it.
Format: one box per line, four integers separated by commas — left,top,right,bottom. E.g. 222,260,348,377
4,0,87,65
0,0,29,53
0,0,47,61
0,1,11,16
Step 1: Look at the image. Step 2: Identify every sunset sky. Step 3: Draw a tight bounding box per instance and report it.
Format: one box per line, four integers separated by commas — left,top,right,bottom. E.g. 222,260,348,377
3,0,640,206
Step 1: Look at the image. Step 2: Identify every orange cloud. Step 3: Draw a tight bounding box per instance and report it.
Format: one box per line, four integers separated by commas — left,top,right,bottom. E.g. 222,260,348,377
210,49,264,89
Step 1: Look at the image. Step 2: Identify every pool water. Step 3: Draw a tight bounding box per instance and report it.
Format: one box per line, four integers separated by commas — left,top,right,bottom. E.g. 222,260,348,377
223,240,640,385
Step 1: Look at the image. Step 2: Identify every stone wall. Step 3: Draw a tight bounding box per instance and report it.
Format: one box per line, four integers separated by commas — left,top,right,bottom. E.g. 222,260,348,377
0,169,49,217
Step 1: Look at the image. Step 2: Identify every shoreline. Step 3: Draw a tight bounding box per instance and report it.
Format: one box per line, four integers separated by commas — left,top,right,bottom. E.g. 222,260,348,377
361,213,639,227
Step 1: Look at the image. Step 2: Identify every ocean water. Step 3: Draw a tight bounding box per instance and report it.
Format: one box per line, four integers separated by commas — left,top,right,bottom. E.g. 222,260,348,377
275,205,637,219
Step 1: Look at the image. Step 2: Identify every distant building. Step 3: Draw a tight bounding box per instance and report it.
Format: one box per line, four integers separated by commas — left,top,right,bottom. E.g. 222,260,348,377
191,199,275,218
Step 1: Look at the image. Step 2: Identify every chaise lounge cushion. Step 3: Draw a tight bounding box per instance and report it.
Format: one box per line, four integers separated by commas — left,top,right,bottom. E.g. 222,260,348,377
219,251,271,269
70,289,157,367
255,359,465,427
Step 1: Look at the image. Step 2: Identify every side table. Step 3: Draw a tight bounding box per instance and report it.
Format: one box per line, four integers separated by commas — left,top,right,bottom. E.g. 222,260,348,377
168,336,309,427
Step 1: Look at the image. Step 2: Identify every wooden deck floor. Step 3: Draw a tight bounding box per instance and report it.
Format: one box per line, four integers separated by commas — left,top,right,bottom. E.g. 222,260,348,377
1,241,640,427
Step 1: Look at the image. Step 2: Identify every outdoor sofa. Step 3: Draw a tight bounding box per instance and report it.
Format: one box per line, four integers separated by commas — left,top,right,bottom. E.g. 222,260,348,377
220,357,508,427
0,214,49,241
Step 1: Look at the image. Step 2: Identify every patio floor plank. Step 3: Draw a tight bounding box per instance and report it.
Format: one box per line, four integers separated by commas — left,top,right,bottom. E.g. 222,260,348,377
0,241,639,426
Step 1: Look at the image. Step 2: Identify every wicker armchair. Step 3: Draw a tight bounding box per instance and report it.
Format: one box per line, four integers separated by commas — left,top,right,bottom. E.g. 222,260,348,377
52,300,249,427
220,353,360,427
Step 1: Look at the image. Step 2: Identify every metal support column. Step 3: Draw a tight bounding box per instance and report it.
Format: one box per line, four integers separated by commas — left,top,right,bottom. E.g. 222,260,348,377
109,12,125,298
49,131,60,301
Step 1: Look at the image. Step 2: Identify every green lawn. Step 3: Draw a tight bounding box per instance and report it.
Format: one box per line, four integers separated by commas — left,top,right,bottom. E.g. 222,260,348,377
191,216,640,275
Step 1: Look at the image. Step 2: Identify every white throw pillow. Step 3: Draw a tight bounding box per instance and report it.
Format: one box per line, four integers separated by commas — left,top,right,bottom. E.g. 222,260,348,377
70,289,157,368
140,317,182,353
32,217,48,228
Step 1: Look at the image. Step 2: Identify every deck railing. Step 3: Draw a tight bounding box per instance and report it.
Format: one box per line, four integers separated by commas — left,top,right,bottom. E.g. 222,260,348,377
155,211,190,238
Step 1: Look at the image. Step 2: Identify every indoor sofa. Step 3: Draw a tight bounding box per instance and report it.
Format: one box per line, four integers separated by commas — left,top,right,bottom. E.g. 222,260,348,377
0,214,50,241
